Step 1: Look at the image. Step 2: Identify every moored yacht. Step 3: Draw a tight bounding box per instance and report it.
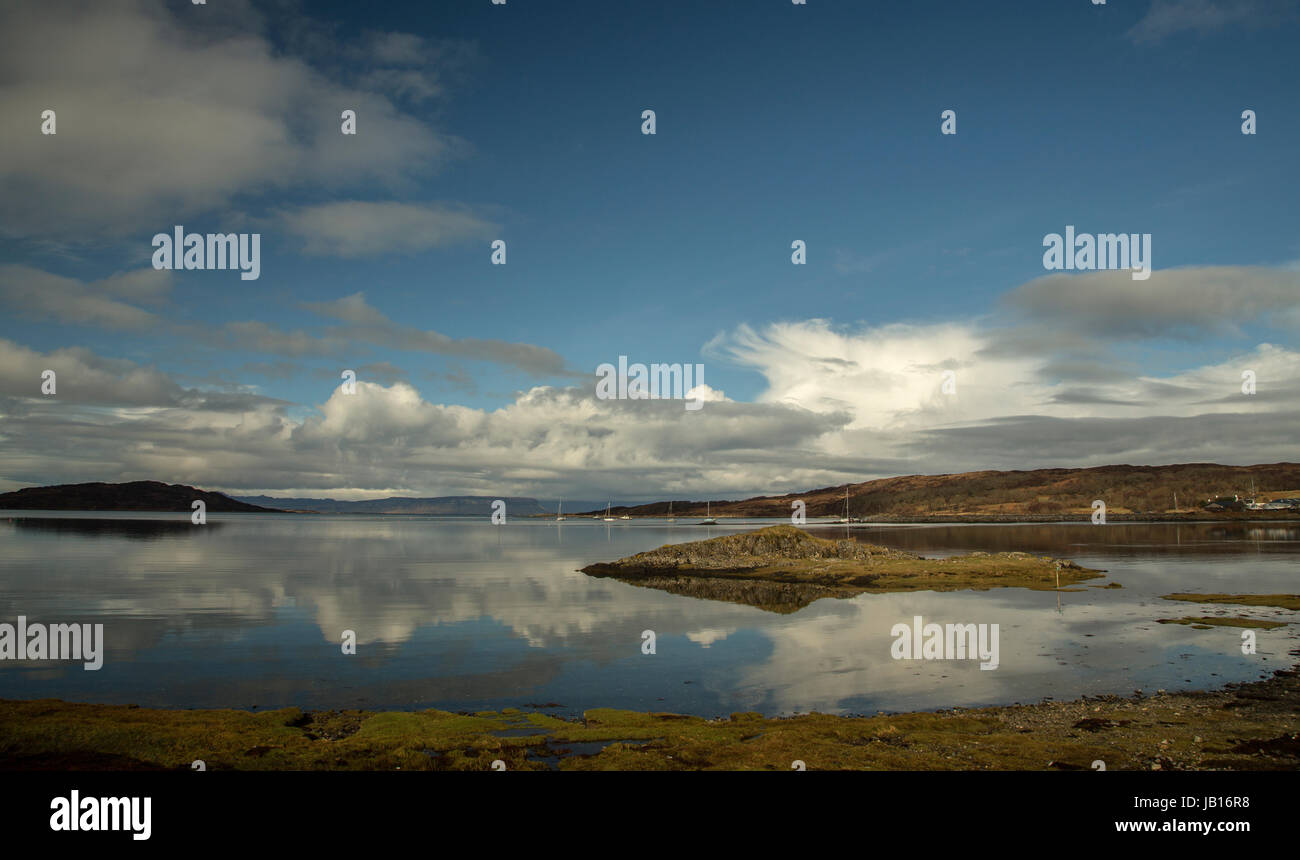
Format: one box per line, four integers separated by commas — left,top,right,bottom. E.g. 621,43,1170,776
699,500,716,525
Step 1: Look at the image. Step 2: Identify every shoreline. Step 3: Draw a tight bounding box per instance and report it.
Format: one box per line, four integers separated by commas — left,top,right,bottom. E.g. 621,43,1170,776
5,507,1298,524
3,663,1296,771
811,512,1300,524
552,513,1300,523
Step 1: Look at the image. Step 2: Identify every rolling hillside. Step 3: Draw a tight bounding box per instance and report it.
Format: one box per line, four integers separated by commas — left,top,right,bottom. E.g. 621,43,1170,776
582,463,1300,519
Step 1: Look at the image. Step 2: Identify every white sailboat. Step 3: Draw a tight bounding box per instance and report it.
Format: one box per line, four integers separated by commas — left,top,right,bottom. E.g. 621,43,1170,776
836,487,851,523
603,502,615,522
556,500,565,522
666,501,676,523
700,500,716,525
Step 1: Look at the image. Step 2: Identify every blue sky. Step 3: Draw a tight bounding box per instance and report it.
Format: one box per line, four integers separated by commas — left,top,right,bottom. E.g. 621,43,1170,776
0,0,1297,500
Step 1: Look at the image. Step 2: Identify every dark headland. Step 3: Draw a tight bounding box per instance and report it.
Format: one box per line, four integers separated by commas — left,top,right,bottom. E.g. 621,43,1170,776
0,481,282,513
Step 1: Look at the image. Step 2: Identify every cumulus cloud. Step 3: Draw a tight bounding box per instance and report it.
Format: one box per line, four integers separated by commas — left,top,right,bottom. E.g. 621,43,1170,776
717,319,1298,420
0,0,462,237
2,324,1295,501
1,261,1296,498
0,338,846,498
706,308,1299,477
711,319,1043,429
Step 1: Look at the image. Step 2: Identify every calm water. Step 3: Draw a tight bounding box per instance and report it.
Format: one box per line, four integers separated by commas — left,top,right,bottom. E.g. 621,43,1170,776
0,512,1296,717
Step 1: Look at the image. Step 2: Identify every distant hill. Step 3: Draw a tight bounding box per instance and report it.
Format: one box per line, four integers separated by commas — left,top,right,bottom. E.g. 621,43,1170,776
585,463,1300,519
232,495,579,516
0,481,281,512
7,464,1296,519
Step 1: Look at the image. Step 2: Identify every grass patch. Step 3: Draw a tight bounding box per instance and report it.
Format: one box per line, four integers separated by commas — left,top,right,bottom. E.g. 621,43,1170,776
1156,616,1287,629
7,666,1300,772
1161,593,1300,611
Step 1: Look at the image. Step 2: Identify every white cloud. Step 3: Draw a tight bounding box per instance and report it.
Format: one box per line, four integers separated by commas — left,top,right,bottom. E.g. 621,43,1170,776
2,264,1297,499
2,329,1296,501
712,319,1043,430
0,265,169,330
1003,267,1300,339
0,0,461,238
687,628,735,648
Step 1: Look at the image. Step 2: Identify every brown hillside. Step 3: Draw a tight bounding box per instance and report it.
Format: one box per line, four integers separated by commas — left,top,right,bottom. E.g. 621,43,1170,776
587,463,1300,518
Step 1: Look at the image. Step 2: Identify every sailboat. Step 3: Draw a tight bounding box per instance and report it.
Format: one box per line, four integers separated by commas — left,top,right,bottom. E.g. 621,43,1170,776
666,501,676,523
603,502,615,522
699,500,716,525
836,487,851,524
556,501,565,522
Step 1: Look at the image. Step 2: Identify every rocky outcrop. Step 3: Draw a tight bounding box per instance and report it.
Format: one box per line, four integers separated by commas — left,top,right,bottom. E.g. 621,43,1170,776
581,524,910,578
580,525,1104,612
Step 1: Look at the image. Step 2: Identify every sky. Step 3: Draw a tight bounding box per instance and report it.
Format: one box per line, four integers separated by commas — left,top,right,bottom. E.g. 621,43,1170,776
0,0,1297,503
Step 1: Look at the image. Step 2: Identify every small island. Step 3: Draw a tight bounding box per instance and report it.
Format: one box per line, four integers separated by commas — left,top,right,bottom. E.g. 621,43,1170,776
579,525,1104,612
0,481,283,513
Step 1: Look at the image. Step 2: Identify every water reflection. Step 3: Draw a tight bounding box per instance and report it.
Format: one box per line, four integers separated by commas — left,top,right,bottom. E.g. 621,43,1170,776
817,521,1300,556
6,516,223,539
0,513,1294,716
